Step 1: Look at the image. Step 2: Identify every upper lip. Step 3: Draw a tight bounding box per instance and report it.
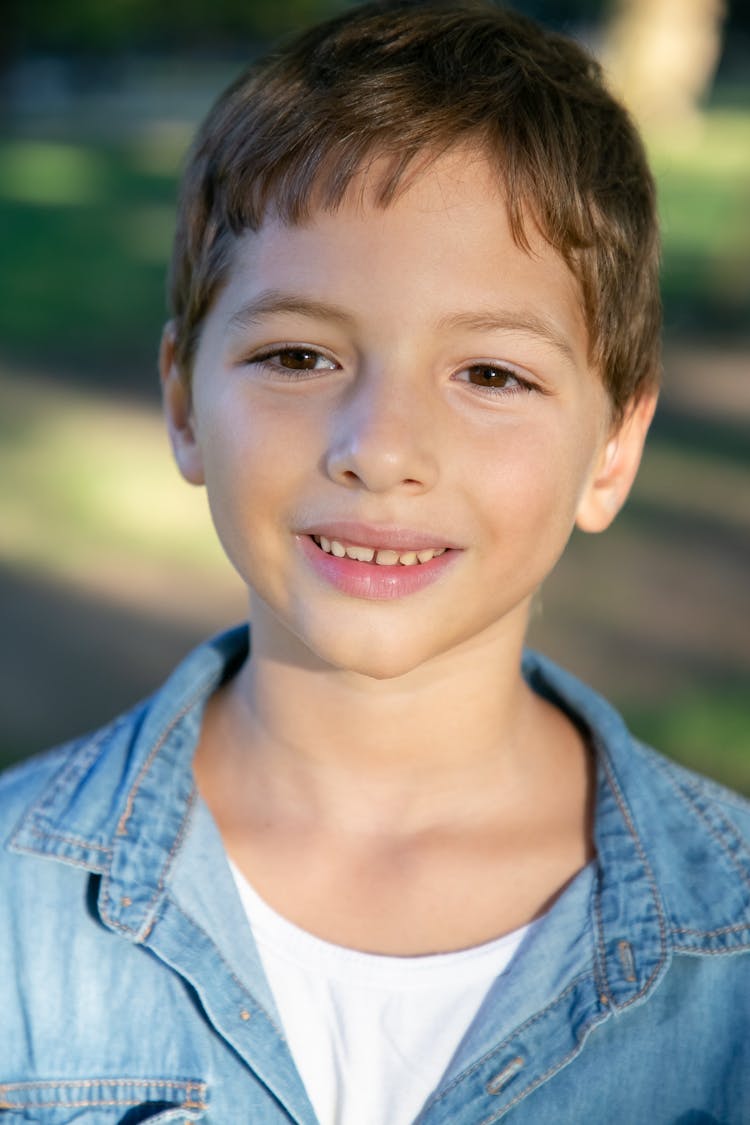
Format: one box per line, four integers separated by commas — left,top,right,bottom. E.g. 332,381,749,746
298,521,462,552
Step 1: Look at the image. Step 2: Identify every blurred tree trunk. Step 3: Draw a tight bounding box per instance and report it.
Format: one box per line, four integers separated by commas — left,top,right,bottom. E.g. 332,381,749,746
603,0,727,123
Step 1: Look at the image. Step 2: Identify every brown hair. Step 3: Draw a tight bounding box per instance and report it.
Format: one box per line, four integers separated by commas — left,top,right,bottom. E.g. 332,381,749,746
169,0,661,420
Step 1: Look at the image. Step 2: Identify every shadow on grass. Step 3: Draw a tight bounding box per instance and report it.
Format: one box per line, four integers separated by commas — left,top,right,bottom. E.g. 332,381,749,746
624,496,750,569
0,561,233,770
530,608,750,795
650,402,750,469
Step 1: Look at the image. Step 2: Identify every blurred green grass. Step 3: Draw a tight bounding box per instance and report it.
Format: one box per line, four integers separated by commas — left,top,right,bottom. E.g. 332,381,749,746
625,689,750,794
0,371,224,574
647,111,750,335
0,128,185,382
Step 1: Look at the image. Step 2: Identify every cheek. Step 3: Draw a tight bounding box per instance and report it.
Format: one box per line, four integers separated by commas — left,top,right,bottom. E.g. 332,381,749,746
472,424,595,556
195,403,278,549
194,394,322,573
198,387,282,487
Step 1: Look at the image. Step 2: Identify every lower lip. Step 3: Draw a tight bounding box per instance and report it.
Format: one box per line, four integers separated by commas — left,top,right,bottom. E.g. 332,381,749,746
298,535,460,600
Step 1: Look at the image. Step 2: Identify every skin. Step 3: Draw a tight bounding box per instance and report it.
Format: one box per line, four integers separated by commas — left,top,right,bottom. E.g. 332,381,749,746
161,147,656,954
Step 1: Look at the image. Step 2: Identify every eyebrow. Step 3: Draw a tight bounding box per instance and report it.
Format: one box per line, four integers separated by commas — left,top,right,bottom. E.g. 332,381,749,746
436,310,578,366
227,289,578,365
227,290,356,332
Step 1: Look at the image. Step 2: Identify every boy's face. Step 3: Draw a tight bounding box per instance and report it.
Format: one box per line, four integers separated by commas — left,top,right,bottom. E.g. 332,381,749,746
163,146,652,680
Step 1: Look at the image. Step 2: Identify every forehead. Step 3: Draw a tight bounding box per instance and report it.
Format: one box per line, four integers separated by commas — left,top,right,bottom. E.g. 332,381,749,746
244,147,580,285
210,146,589,365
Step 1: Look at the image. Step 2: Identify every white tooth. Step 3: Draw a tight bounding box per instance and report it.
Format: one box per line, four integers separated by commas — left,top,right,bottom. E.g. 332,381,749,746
346,545,376,562
398,552,418,566
416,548,436,563
331,539,346,558
320,536,331,553
375,549,400,566
434,548,446,556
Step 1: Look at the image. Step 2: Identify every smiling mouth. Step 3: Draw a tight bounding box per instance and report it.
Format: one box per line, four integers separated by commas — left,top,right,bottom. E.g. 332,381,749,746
311,535,448,567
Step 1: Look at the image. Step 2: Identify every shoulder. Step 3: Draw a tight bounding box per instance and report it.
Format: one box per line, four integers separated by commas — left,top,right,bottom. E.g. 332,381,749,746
523,649,750,950
604,730,750,861
0,739,85,843
0,626,247,871
0,699,155,875
598,732,750,962
626,735,750,827
623,737,750,935
523,646,750,831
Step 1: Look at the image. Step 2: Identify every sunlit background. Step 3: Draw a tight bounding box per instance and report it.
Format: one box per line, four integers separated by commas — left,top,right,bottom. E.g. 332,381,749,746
1,0,748,789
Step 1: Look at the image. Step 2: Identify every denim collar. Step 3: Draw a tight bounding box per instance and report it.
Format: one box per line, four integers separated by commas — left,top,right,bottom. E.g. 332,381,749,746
12,624,750,998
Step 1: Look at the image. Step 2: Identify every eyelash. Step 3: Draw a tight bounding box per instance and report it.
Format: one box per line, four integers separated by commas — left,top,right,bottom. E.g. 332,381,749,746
244,347,537,396
454,363,535,397
245,346,339,380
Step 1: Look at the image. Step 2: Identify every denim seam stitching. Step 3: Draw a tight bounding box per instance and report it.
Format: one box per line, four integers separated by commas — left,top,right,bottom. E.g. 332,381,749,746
636,745,750,816
672,942,750,954
592,857,611,1001
31,709,137,824
0,1102,205,1111
0,1097,208,1110
0,1078,207,1111
597,751,669,1008
673,923,750,936
6,729,112,854
7,841,110,874
165,897,291,1042
116,694,203,837
478,1010,606,1124
99,786,198,940
100,685,209,937
653,763,750,894
12,821,112,854
421,969,594,1108
0,1080,205,1091
140,787,200,943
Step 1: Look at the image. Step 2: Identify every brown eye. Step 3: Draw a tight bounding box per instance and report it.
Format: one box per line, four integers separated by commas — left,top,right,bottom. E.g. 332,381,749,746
249,347,338,377
466,365,518,389
278,349,321,370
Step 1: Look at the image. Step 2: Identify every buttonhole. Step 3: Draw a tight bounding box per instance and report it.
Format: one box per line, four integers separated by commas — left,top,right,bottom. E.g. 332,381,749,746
617,939,637,983
486,1055,524,1095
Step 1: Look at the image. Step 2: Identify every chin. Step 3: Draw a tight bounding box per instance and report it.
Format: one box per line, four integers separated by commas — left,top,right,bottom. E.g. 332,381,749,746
345,656,425,682
305,628,440,682
325,646,429,682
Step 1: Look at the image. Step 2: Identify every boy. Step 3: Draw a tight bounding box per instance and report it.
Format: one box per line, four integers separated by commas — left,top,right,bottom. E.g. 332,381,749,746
1,1,748,1122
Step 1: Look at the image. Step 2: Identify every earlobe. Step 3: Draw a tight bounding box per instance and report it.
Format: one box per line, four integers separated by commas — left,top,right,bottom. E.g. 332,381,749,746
159,321,205,486
575,391,658,534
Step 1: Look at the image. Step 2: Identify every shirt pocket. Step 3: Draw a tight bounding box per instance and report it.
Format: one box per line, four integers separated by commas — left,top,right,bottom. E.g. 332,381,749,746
0,1078,208,1125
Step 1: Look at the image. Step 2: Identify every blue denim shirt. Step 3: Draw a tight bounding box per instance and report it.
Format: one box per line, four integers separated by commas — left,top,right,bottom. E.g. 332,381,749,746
2,625,749,1124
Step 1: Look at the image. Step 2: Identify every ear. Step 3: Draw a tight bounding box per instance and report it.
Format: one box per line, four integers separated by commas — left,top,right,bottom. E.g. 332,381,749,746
575,390,658,534
159,321,205,486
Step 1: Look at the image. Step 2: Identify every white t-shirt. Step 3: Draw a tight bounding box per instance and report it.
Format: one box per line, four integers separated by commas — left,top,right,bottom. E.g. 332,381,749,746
229,859,535,1125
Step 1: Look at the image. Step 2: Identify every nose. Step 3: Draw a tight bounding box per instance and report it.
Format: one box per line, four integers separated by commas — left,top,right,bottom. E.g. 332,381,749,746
324,367,439,494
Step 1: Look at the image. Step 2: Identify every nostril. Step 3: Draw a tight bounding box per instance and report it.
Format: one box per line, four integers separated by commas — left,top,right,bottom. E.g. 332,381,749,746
325,435,437,493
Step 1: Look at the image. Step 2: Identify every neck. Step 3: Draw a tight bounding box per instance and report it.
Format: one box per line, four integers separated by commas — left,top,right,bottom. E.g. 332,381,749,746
197,598,565,839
